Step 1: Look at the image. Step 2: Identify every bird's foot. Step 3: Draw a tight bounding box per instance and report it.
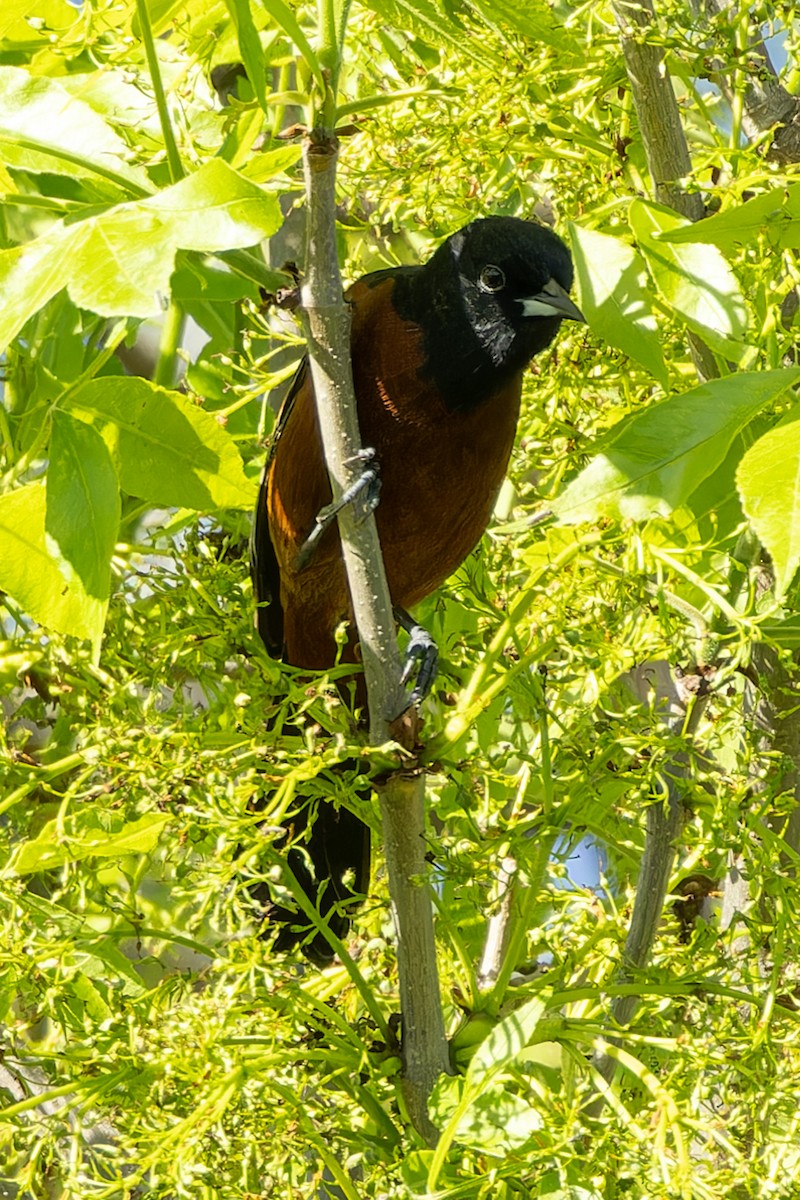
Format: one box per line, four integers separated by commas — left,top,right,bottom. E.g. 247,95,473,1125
296,449,381,571
395,607,438,706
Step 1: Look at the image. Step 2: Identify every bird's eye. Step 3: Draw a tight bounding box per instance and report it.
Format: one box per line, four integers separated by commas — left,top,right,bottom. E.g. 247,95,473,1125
478,264,506,293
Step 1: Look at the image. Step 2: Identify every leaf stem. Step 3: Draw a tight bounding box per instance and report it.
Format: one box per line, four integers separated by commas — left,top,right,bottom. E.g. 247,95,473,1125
135,0,184,183
0,137,150,198
153,298,186,389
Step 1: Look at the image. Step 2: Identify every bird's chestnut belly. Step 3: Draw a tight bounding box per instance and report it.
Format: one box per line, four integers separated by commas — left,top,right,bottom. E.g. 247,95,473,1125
367,383,521,609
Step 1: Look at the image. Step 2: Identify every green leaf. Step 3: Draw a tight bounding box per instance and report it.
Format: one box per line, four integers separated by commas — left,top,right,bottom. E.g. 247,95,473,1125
81,936,148,994
629,198,750,360
70,971,114,1023
737,405,800,599
359,0,488,61
171,260,261,306
223,0,268,112
220,247,294,292
0,0,77,40
0,65,151,196
59,64,178,149
0,483,108,653
683,413,772,548
223,109,282,171
0,159,282,353
331,0,353,62
660,183,800,253
539,1168,604,1200
240,143,303,182
466,994,548,1088
428,996,549,1191
335,86,442,119
255,0,324,89
429,1074,542,1156
46,411,120,605
22,894,148,991
760,615,800,649
468,0,568,48
453,1087,542,1155
556,370,800,524
67,377,257,510
569,222,668,387
399,1150,437,1193
6,809,172,876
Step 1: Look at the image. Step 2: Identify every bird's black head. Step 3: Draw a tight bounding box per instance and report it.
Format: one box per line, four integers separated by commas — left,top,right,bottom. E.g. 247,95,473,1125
401,215,584,411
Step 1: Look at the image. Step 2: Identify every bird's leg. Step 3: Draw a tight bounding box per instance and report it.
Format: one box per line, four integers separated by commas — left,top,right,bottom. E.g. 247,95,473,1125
296,449,381,571
395,606,438,706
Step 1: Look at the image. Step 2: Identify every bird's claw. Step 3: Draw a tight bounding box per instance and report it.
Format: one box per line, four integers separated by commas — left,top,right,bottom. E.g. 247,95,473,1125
347,456,381,524
296,449,381,571
399,623,438,706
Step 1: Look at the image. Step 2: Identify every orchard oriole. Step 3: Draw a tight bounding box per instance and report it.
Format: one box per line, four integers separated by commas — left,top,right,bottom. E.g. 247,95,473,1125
252,215,584,960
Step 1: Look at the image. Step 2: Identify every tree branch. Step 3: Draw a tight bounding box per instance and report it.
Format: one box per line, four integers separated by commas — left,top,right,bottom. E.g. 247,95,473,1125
704,0,800,165
299,136,406,734
612,0,718,380
298,129,449,1140
612,0,703,220
593,661,709,1087
379,771,449,1143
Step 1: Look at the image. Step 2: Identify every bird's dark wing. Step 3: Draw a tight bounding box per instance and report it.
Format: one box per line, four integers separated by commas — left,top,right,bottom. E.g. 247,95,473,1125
250,357,309,657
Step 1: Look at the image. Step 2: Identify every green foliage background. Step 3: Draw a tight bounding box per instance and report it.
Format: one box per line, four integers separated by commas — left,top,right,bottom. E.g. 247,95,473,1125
1,0,800,1197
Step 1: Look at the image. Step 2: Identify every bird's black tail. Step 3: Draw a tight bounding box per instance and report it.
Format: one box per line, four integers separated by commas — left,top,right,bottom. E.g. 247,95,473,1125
250,423,371,962
265,797,371,964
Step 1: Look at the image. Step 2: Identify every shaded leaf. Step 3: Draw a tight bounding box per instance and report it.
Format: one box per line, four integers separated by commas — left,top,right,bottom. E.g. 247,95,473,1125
539,1168,604,1200
430,1074,542,1156
399,1150,437,1194
682,412,770,547
171,260,261,306
737,405,800,599
556,370,800,524
629,198,750,360
454,1087,542,1155
760,615,800,649
569,222,668,387
67,376,256,510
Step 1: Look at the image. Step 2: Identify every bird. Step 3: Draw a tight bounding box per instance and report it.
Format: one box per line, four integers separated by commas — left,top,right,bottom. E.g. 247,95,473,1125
251,215,584,961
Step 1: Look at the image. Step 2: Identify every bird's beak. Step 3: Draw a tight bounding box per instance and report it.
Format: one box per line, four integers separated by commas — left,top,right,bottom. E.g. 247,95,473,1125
520,278,586,323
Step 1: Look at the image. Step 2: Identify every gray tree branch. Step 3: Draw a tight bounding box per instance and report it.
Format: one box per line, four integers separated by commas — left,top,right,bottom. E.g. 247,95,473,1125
612,0,718,381
593,662,709,1087
612,0,704,220
298,132,449,1140
704,0,800,165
